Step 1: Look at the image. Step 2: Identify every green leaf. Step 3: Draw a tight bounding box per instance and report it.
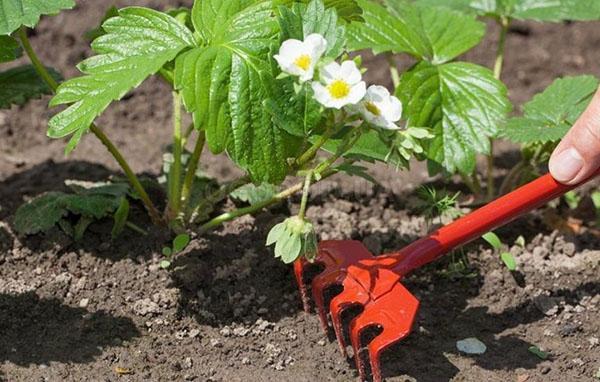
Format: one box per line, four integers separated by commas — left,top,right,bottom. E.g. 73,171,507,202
276,0,363,22
61,194,120,219
65,179,133,198
266,222,286,246
160,260,172,268
528,345,549,360
319,129,403,167
348,0,485,64
503,76,599,144
398,61,511,174
482,231,502,250
14,192,68,235
111,197,130,239
335,163,380,185
0,35,21,63
500,252,517,271
48,7,195,153
162,247,173,257
416,0,600,22
176,1,300,183
13,191,117,236
231,183,278,205
173,233,191,253
564,190,581,210
0,65,61,109
301,0,347,57
73,216,93,242
0,0,75,35
265,80,323,138
515,235,526,248
276,229,302,264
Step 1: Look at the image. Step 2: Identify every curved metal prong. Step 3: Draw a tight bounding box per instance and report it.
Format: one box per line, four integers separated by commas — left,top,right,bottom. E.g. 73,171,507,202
351,282,420,382
349,311,382,382
293,260,310,313
329,276,371,357
311,269,344,331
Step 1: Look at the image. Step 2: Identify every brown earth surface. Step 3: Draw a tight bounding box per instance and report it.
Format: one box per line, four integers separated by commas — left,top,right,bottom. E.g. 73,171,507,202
0,1,599,381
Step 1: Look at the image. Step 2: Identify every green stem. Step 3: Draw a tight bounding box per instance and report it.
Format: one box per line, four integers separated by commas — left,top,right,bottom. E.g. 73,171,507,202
487,16,510,200
461,172,482,196
181,130,206,212
18,26,163,225
498,161,527,196
182,123,195,146
387,54,400,89
199,168,336,233
296,127,335,167
315,129,360,175
191,176,251,223
298,170,313,220
168,91,184,220
198,129,361,232
91,125,163,224
493,17,510,80
18,27,59,91
126,221,148,236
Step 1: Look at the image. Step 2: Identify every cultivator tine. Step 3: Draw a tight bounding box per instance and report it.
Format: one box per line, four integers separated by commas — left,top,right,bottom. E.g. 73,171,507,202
293,260,310,312
293,240,374,320
329,276,371,356
311,269,344,331
348,282,420,382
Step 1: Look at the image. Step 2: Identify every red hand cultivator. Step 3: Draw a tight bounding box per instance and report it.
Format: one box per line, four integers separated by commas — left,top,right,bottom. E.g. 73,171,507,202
294,172,596,381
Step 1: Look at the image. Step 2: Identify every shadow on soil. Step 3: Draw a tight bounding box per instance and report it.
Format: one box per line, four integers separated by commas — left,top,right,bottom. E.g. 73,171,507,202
0,292,140,366
172,210,301,326
0,160,166,261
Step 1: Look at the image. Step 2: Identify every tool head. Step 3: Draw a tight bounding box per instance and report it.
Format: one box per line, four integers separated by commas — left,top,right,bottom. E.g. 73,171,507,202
294,240,419,382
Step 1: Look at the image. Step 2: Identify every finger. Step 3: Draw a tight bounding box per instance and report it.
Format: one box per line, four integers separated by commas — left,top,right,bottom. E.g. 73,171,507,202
549,87,600,185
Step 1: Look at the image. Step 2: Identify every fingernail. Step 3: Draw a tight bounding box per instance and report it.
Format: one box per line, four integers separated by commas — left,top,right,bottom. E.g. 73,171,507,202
549,147,584,183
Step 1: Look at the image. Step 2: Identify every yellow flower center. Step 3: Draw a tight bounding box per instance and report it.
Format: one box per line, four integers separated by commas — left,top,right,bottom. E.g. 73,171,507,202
327,80,351,99
294,54,312,71
365,101,381,116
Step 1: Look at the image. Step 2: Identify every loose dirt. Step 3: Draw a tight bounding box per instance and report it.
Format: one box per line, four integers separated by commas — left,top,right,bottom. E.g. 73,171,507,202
1,1,599,381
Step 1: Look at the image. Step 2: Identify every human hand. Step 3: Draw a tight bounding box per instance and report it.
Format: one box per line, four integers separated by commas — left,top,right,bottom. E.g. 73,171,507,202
549,88,600,185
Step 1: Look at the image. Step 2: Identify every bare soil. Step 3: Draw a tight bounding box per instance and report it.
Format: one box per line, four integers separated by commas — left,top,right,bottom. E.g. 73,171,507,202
1,1,599,382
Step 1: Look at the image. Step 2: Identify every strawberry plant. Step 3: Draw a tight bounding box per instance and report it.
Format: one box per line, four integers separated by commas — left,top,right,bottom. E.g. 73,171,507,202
352,0,600,199
4,0,600,266
5,0,428,262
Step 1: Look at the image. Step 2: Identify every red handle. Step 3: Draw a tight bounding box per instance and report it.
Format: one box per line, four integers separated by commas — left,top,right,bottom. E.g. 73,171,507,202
390,170,600,275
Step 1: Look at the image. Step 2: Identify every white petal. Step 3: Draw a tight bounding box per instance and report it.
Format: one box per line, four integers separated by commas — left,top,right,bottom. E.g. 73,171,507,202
305,33,328,58
275,55,304,77
299,66,315,82
328,98,349,109
340,61,362,84
279,39,304,58
346,81,367,105
312,82,332,107
366,85,390,102
383,120,401,130
320,61,341,83
387,96,403,122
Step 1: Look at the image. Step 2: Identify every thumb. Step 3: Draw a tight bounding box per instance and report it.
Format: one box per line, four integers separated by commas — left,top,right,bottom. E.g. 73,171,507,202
549,88,600,185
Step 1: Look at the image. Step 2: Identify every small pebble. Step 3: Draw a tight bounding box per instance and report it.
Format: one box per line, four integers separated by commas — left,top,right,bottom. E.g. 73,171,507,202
456,337,487,355
79,298,89,308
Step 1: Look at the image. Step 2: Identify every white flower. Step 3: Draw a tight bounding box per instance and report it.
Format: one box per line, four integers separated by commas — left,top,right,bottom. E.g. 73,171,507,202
356,85,403,130
312,61,366,109
274,34,327,82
